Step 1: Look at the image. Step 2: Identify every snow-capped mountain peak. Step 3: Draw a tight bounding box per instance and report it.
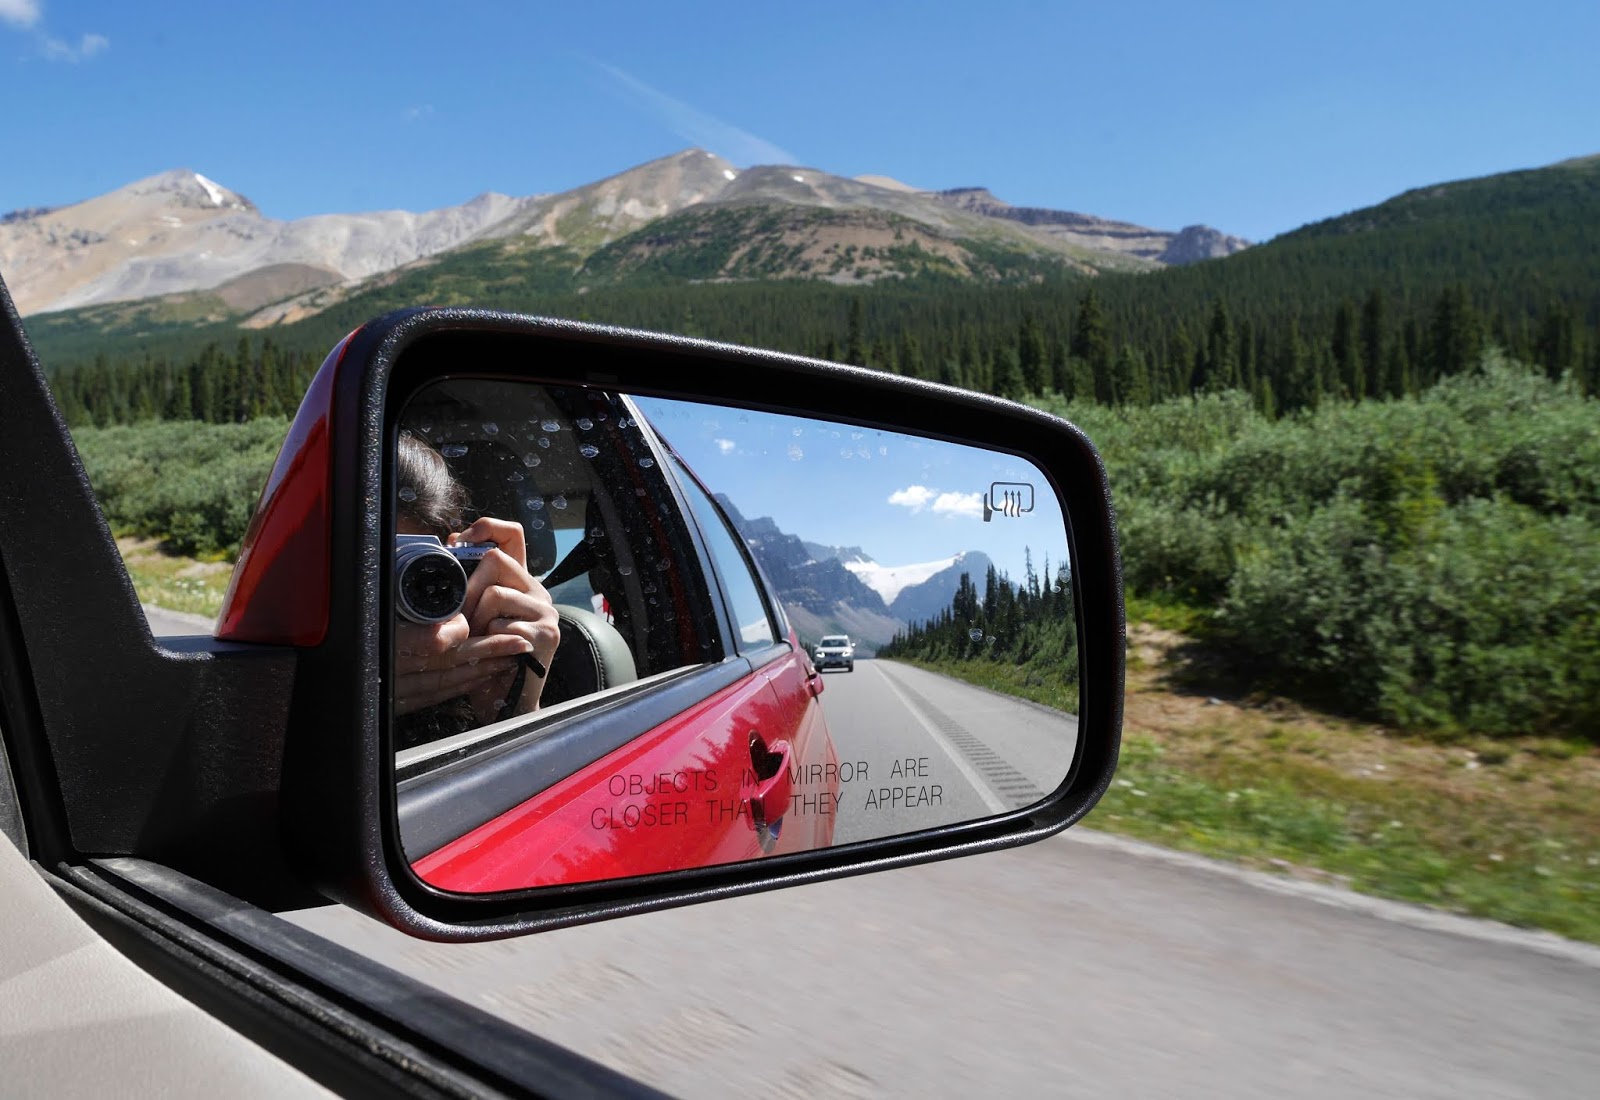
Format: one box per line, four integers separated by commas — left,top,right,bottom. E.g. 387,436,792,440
844,555,960,606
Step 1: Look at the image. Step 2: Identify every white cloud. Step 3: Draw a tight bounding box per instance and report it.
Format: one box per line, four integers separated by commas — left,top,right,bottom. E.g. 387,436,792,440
40,30,108,62
889,485,983,519
589,58,798,167
931,491,984,519
0,0,41,29
888,485,936,513
404,104,435,123
715,438,736,456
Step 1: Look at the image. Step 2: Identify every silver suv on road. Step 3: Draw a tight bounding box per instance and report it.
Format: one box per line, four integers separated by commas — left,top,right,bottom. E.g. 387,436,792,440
814,635,855,672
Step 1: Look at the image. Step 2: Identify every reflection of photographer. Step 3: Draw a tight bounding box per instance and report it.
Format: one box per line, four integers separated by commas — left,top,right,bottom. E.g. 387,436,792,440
393,432,559,746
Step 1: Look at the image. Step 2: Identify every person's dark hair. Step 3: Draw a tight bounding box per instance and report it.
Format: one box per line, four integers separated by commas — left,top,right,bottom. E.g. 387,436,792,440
397,431,470,537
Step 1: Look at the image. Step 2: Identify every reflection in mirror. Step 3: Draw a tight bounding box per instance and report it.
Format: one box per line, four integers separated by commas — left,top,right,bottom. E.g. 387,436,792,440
390,377,1079,894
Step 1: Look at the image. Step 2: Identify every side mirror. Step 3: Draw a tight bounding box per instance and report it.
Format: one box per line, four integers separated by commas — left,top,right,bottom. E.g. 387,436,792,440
220,309,1123,939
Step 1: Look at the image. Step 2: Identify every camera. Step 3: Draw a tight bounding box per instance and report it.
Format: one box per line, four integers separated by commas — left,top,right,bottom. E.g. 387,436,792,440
394,535,495,624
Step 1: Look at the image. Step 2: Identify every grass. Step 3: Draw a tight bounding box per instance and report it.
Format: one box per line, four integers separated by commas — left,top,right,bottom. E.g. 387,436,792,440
117,538,231,619
903,621,1600,944
899,656,1080,716
1098,732,1600,942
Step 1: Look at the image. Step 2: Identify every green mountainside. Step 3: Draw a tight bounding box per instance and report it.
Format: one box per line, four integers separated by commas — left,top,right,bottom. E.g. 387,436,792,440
33,154,1600,426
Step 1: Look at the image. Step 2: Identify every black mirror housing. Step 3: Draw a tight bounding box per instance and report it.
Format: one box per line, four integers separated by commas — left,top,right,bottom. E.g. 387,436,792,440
224,308,1124,940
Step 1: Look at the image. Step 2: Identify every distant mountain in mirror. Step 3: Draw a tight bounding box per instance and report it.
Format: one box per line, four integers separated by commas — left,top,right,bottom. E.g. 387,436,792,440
877,551,996,625
718,495,992,653
2,148,1249,319
799,540,873,566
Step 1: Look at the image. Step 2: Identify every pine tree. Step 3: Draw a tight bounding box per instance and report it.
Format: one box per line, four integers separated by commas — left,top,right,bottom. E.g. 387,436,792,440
845,297,866,366
992,348,1025,399
1331,298,1365,399
1017,312,1048,394
1361,289,1388,396
1199,298,1239,392
1071,289,1111,403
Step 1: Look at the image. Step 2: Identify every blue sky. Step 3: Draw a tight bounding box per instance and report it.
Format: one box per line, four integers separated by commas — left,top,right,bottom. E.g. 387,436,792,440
1,1,1596,242
634,398,1068,583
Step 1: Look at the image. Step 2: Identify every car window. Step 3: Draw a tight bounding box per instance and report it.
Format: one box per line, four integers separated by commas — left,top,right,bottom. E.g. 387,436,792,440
391,379,727,754
667,451,778,650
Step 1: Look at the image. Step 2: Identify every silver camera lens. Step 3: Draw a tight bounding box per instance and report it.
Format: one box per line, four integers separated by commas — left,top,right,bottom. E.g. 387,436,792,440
395,535,469,624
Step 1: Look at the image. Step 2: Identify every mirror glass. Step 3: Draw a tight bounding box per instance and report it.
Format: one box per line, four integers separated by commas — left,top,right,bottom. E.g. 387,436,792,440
390,375,1079,894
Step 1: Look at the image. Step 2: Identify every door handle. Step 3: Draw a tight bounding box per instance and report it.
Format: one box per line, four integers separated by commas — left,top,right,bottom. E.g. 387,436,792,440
746,732,793,836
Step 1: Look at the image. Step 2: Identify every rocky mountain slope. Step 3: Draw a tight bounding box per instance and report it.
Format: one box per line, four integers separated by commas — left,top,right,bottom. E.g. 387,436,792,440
932,187,1248,264
0,170,530,316
2,150,1249,321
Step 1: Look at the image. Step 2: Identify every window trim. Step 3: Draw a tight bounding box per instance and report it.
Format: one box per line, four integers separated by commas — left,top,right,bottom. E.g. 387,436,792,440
658,442,782,656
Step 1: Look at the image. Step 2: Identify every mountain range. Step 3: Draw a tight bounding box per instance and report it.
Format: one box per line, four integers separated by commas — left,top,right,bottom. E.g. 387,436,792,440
717,494,995,651
26,149,1597,435
0,149,1248,321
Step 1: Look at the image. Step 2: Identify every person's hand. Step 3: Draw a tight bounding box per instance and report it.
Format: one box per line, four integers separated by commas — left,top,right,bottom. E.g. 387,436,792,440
452,517,560,720
392,614,534,717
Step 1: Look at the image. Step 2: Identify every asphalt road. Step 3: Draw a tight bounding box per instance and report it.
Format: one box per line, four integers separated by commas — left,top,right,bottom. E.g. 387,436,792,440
143,604,215,636
813,659,1077,843
145,612,1600,1096
287,828,1600,1099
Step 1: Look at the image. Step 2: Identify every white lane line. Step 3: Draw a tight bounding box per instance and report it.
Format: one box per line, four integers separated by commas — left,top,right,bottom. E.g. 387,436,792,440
1066,828,1600,969
868,662,1008,815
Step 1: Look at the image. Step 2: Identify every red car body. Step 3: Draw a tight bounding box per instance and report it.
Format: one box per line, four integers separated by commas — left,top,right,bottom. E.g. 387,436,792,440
416,632,837,890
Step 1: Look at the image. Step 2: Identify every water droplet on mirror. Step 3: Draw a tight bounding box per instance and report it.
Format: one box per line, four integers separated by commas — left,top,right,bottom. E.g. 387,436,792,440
525,497,545,510
588,526,606,539
618,566,634,576
579,444,600,458
635,487,647,497
398,487,417,502
529,518,546,530
507,470,524,482
879,446,888,456
787,444,804,461
538,437,551,449
648,596,659,606
468,657,480,667
441,443,468,458
398,648,413,658
483,422,499,435
655,559,670,570
792,428,803,437
541,420,561,433
639,456,655,468
551,495,568,510
522,454,541,467
576,418,594,431
418,421,432,433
